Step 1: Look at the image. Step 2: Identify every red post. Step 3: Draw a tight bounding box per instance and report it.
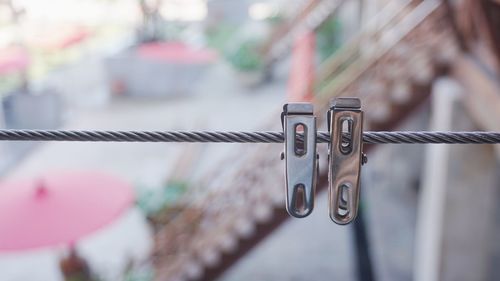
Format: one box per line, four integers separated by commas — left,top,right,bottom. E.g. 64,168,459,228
287,31,316,102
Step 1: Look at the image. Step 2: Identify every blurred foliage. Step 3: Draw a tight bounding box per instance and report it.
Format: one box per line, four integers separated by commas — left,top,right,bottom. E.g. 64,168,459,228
316,17,341,61
0,74,23,96
224,39,264,72
124,266,154,281
137,0,166,43
266,13,284,26
135,181,188,217
205,24,239,52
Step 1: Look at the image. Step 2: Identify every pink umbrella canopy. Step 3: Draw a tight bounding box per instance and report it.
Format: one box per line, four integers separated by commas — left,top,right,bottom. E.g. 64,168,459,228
0,171,134,251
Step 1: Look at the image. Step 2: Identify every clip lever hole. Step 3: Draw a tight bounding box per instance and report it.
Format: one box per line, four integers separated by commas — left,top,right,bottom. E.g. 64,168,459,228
336,184,350,217
340,118,353,154
294,124,307,156
293,184,309,216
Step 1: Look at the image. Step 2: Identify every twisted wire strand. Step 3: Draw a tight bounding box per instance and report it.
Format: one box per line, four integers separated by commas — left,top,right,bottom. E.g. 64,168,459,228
0,129,499,144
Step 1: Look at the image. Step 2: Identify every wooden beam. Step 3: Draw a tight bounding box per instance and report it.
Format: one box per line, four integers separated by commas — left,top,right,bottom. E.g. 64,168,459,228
452,55,500,132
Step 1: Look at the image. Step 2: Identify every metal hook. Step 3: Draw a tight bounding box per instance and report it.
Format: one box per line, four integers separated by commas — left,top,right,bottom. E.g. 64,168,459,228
281,103,318,218
327,98,364,224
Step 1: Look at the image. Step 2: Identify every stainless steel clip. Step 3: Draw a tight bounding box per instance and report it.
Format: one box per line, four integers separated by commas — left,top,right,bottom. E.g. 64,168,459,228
281,103,318,218
327,98,365,224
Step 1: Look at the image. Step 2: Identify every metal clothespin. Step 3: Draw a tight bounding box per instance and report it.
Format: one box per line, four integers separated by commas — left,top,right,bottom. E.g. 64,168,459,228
327,98,366,224
281,103,318,218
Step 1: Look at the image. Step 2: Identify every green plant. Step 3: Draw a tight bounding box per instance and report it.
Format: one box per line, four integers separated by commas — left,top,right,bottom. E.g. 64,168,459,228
224,40,264,72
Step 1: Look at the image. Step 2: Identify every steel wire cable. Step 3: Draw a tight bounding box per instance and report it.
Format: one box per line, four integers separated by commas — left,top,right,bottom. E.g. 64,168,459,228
0,129,499,144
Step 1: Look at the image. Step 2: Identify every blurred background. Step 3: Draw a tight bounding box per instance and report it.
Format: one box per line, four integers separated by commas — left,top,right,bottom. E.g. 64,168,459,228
0,0,499,280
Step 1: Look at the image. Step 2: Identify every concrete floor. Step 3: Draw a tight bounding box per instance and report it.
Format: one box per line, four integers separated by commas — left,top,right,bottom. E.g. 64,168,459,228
219,192,356,281
0,61,286,280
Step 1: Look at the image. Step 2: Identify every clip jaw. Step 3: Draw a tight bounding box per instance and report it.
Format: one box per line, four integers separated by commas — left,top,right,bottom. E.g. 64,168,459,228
282,103,318,218
327,98,364,224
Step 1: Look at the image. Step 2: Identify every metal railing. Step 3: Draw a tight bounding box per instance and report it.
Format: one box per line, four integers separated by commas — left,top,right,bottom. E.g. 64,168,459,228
316,0,442,100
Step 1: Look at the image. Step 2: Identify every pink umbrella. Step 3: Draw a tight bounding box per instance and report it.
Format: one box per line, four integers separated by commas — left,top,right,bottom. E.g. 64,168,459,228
0,171,134,251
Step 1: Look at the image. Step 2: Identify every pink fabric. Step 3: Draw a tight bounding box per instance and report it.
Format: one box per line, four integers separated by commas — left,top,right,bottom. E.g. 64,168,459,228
137,42,217,64
0,48,30,75
0,171,134,252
